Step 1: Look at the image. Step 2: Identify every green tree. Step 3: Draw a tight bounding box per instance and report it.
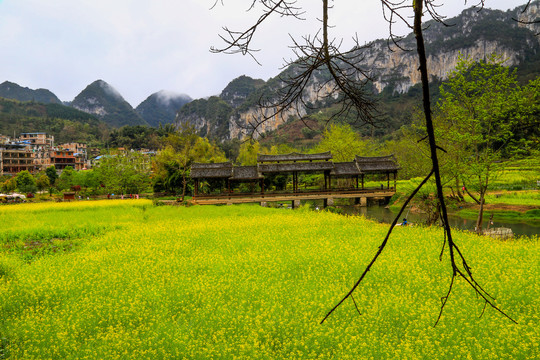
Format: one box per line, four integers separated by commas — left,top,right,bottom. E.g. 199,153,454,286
1,177,17,193
95,153,151,195
36,174,50,192
45,165,58,186
152,125,227,200
15,170,37,193
56,166,75,191
435,55,536,232
236,141,261,166
315,124,373,162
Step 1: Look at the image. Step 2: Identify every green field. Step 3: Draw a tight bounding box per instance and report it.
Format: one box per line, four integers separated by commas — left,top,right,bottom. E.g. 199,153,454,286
0,201,538,359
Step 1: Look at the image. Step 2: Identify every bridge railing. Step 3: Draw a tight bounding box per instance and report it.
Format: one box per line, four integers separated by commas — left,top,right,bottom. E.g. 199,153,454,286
193,187,395,199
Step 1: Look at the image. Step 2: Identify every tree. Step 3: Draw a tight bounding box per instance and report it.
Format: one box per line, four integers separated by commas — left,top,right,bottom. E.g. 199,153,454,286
36,174,50,192
56,166,75,191
15,170,37,193
152,125,227,200
212,0,527,325
1,177,17,193
236,140,261,166
315,124,373,162
45,165,58,186
434,55,537,232
95,153,151,195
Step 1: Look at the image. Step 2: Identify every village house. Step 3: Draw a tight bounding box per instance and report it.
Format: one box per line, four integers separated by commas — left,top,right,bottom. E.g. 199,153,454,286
0,143,34,176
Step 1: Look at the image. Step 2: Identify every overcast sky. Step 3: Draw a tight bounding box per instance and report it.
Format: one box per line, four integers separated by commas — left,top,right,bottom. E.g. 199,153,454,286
0,0,529,107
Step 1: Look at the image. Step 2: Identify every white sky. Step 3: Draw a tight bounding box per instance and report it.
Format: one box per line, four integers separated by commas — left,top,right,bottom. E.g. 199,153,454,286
0,0,529,107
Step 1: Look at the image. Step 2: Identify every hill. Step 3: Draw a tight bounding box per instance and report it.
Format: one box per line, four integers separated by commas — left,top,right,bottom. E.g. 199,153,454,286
71,80,148,128
0,81,62,104
0,98,108,144
135,90,191,127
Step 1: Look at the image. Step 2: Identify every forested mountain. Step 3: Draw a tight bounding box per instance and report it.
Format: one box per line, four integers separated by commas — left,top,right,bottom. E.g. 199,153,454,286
0,81,62,104
175,2,540,142
135,90,192,127
0,98,109,144
71,80,148,128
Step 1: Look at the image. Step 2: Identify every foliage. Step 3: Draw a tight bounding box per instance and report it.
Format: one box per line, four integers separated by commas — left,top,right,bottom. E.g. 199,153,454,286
55,166,76,191
15,170,37,193
314,124,374,162
0,81,61,104
45,165,58,186
1,177,17,193
236,140,261,166
0,98,109,145
434,55,538,231
94,153,151,195
219,75,266,108
35,174,50,192
152,126,227,197
107,125,164,150
0,202,538,358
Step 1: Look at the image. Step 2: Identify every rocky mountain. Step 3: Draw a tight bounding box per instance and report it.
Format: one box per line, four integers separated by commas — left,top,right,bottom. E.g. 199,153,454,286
0,81,62,104
175,2,540,142
71,80,148,128
135,90,192,127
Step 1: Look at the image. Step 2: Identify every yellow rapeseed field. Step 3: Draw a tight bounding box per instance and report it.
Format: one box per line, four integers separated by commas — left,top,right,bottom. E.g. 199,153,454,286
0,200,538,359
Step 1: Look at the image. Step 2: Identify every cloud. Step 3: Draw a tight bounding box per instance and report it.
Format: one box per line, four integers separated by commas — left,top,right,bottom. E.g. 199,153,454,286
0,0,529,107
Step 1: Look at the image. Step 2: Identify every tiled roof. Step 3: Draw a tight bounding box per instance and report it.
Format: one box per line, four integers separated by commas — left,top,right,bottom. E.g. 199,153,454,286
257,151,332,163
331,162,361,176
355,155,400,173
190,162,233,178
231,166,262,180
259,161,334,173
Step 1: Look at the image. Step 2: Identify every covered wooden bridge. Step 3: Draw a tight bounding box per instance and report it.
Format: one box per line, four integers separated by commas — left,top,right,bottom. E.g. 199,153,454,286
190,152,399,207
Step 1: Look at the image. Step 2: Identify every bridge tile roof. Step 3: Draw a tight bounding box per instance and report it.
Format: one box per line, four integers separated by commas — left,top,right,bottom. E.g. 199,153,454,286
257,151,332,163
331,161,361,176
231,166,263,180
259,161,334,173
190,162,233,178
355,155,400,173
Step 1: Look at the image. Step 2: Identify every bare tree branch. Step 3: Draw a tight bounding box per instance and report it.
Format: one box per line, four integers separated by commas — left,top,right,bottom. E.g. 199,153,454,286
321,167,435,324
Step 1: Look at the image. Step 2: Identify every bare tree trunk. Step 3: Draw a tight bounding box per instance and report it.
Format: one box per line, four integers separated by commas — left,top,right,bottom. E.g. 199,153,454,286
181,172,187,202
412,2,452,239
456,178,464,201
475,191,485,233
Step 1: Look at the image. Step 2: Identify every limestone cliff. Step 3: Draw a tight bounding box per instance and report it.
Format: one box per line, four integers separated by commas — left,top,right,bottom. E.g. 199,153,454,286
176,2,540,141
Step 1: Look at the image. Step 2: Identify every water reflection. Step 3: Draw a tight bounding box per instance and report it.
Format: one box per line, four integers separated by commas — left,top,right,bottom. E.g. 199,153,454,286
341,205,539,237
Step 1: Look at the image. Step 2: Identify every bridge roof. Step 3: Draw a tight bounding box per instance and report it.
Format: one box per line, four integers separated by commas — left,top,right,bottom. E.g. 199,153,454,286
257,151,332,163
259,161,334,173
190,162,233,178
331,162,361,176
231,166,263,180
355,155,400,173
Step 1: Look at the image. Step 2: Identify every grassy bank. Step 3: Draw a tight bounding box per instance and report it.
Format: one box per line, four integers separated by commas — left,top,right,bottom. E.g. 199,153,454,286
0,201,538,359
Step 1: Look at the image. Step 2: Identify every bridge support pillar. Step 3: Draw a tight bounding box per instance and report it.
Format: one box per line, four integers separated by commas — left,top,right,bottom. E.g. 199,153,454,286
260,201,268,207
292,200,301,209
324,198,334,208
360,197,367,207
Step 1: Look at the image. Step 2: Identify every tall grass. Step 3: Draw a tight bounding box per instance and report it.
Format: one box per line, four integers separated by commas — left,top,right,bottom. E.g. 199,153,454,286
0,201,538,359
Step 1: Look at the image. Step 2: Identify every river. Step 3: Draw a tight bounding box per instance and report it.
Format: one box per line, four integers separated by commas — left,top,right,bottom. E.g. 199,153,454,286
338,205,540,237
